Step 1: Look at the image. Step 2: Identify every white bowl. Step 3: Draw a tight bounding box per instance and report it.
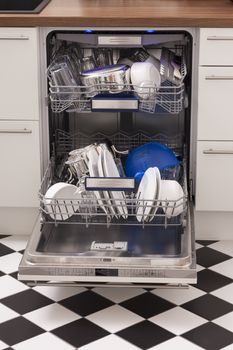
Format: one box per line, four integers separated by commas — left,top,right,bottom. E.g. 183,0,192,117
160,180,185,218
44,182,80,221
130,62,161,99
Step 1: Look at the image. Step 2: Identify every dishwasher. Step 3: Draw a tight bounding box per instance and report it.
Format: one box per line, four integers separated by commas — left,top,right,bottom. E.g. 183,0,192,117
19,28,197,288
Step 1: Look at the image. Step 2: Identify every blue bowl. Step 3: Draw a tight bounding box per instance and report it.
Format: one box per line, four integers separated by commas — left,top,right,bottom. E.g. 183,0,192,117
125,142,180,181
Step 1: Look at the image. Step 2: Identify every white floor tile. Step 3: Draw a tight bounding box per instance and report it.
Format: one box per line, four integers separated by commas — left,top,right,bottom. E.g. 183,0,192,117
0,340,8,350
196,264,205,272
33,285,86,302
211,283,233,304
0,252,23,274
79,334,140,350
86,305,143,333
0,276,28,299
93,287,145,303
12,332,75,350
151,286,205,305
148,336,204,349
0,303,19,323
0,235,28,252
209,258,233,279
208,241,233,257
149,307,207,335
24,303,80,331
213,311,233,333
195,243,203,250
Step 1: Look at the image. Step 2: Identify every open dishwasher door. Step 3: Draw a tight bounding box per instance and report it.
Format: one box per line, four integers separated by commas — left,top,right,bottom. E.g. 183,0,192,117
19,28,197,287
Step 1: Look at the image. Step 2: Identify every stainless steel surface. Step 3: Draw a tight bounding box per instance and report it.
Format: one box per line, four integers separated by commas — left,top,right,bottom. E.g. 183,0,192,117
98,36,142,46
0,0,51,13
19,28,197,286
0,128,32,134
205,76,233,80
19,200,196,284
80,65,130,96
26,281,190,289
85,177,135,190
203,149,233,155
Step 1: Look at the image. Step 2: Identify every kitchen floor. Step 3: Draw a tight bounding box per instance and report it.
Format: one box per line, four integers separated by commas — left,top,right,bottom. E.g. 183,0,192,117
0,236,233,350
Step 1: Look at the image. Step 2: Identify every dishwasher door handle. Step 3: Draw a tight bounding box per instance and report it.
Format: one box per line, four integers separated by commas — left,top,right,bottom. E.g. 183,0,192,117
207,36,233,41
0,128,32,134
203,149,233,155
205,76,233,80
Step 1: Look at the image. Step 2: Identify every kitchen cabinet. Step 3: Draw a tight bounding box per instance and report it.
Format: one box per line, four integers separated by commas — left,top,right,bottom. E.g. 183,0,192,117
0,28,39,120
196,141,233,211
197,67,233,141
0,120,41,207
199,28,233,66
196,28,233,213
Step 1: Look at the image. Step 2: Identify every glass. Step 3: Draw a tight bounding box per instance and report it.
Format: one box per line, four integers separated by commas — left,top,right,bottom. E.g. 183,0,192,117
94,48,114,67
80,56,96,72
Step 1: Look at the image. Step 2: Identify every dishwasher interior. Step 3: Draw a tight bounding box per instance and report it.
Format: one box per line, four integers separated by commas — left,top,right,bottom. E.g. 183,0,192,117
19,30,196,286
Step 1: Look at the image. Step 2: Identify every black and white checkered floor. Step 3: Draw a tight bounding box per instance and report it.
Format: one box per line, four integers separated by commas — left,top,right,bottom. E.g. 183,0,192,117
0,236,233,350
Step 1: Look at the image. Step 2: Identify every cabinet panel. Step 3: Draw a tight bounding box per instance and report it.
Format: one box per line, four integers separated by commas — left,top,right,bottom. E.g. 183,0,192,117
196,141,233,211
0,120,40,207
197,67,233,141
200,28,233,66
0,28,39,120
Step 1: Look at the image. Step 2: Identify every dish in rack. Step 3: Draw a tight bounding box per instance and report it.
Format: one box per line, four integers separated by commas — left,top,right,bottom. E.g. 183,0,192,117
42,139,186,225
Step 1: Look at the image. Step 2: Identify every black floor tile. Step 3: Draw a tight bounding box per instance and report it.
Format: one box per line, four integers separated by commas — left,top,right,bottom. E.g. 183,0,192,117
52,318,109,348
59,290,114,317
1,289,53,314
0,317,44,346
120,292,175,319
182,322,233,350
196,240,219,246
0,270,4,277
196,247,232,268
117,320,174,349
196,269,232,293
182,294,233,321
0,243,14,257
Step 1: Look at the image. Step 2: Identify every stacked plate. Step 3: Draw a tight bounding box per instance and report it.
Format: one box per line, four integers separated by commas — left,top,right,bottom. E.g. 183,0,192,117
136,167,161,222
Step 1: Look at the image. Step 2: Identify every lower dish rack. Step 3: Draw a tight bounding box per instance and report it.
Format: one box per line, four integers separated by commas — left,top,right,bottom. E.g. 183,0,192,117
39,131,188,230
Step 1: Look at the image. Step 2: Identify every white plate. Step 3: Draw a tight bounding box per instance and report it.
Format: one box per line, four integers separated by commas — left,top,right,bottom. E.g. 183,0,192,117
160,180,185,218
97,146,117,218
44,182,80,221
88,146,108,214
136,167,157,222
103,149,128,219
147,167,161,222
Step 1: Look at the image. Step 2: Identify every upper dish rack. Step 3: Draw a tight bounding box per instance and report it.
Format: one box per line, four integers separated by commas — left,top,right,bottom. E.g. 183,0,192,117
49,81,185,115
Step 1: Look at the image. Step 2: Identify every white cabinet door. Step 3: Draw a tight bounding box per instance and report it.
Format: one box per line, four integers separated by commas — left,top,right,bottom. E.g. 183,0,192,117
200,28,233,66
196,141,233,211
0,120,40,207
0,28,39,120
197,67,233,141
